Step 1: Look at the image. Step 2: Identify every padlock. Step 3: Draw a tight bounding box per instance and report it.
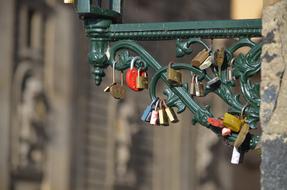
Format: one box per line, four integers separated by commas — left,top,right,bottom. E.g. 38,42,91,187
215,48,225,67
199,56,213,70
167,62,182,86
159,100,169,126
195,76,205,97
126,56,146,91
234,123,250,149
222,127,231,136
191,49,209,67
190,74,196,96
163,100,179,123
215,48,225,77
141,98,159,122
110,71,126,99
223,113,242,132
231,147,241,165
227,58,235,81
64,0,74,3
150,99,160,125
234,104,250,148
206,77,221,90
104,82,116,92
105,62,126,99
207,117,223,128
136,68,148,89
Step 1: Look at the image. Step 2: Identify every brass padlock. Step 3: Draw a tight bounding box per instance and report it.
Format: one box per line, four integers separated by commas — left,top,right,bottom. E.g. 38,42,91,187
167,62,182,86
195,76,205,97
223,113,242,132
110,83,126,99
136,68,148,89
215,48,225,66
199,56,213,70
64,0,74,3
109,63,126,99
163,100,179,123
190,74,196,96
104,82,116,92
159,100,169,126
191,49,209,67
234,123,250,149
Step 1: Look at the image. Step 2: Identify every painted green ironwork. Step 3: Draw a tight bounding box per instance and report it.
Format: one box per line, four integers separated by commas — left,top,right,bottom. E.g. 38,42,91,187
73,0,262,151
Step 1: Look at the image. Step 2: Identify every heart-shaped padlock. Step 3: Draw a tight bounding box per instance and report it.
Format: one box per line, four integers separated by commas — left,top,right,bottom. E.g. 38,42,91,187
126,56,147,91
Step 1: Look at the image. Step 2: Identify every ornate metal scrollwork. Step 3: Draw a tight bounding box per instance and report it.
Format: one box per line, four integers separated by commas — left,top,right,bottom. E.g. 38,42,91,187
67,0,262,153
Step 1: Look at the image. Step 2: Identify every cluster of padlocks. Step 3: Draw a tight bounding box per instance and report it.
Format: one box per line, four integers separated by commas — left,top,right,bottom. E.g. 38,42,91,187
104,44,255,164
104,57,149,99
208,106,251,164
141,98,179,126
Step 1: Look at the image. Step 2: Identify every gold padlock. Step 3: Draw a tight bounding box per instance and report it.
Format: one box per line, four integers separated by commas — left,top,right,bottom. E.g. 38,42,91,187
64,0,74,3
215,48,225,66
191,49,209,67
163,100,179,123
223,113,242,132
136,68,148,89
159,100,169,126
167,62,182,86
110,83,126,99
109,64,126,99
234,123,250,148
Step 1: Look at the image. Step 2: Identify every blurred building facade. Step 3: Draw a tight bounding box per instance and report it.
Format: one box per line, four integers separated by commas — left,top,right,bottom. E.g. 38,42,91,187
0,0,261,190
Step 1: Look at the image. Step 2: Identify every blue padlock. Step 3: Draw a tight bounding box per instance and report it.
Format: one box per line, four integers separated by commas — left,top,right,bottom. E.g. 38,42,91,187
141,98,159,122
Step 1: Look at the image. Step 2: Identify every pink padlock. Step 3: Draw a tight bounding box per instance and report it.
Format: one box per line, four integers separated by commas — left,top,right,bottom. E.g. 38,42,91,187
150,99,160,125
222,127,231,136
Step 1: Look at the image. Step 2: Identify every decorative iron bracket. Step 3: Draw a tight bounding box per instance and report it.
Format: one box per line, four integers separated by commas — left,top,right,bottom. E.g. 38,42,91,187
67,0,262,155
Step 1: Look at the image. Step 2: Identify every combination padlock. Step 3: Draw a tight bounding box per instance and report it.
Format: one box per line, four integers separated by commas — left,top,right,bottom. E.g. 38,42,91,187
141,98,159,122
167,62,182,86
136,67,148,89
191,49,209,67
126,56,147,91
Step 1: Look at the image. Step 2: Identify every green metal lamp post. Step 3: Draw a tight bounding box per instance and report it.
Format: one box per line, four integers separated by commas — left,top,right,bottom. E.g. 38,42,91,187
67,0,262,156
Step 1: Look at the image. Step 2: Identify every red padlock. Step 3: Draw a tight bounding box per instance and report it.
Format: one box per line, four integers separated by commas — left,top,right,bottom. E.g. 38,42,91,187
126,57,147,91
207,117,223,128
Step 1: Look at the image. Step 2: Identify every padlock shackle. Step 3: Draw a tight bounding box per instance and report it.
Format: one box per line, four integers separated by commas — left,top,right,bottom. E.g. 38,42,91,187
130,56,140,69
230,57,235,66
162,99,169,108
154,99,160,111
112,61,116,83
